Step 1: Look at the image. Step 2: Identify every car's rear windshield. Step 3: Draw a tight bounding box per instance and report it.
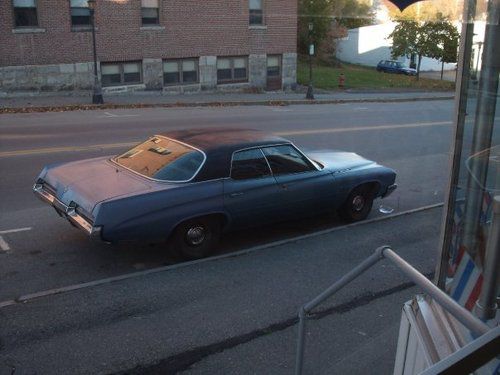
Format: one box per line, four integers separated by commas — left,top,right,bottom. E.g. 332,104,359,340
114,136,205,182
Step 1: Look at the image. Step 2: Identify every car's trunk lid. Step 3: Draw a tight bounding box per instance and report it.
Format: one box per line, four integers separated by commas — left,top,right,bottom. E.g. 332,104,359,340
42,157,153,215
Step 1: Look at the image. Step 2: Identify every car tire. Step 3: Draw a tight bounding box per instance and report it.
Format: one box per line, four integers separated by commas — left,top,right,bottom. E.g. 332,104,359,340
339,185,374,222
171,217,221,260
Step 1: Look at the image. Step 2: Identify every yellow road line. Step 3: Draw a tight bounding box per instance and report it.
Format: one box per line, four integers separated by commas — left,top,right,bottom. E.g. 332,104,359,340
277,121,452,136
0,121,452,158
0,142,136,158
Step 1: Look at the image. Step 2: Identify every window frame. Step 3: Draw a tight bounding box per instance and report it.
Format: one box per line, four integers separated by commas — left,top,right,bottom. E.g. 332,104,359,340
112,135,207,184
69,0,92,30
230,148,272,181
217,56,249,84
260,144,318,176
101,61,143,87
163,58,199,86
12,0,39,28
230,143,320,180
249,0,264,26
141,0,160,26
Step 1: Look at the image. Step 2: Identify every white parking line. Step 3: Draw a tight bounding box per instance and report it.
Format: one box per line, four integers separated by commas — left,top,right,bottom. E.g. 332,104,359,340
100,112,140,118
0,227,32,235
271,108,292,112
0,236,10,252
0,227,31,253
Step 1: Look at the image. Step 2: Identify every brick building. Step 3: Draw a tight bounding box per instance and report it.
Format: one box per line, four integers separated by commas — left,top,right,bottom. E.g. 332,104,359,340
0,0,297,93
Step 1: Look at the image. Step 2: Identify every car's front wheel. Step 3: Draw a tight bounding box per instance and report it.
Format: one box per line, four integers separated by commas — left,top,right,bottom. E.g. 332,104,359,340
338,185,375,222
170,217,221,260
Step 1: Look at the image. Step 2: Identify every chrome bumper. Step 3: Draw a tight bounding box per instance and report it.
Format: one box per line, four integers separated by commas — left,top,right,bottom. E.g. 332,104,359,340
33,183,102,241
382,184,398,198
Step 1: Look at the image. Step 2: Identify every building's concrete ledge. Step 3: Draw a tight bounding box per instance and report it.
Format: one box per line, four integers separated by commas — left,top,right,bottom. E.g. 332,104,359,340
163,84,202,94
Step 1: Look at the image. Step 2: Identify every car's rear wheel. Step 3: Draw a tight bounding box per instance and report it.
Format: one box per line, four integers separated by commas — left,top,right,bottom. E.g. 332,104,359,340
171,217,221,260
339,185,374,222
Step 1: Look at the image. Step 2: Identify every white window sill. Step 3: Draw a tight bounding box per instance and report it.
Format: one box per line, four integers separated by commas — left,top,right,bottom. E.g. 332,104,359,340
71,26,97,32
102,84,146,94
249,25,267,30
12,28,46,34
140,26,165,31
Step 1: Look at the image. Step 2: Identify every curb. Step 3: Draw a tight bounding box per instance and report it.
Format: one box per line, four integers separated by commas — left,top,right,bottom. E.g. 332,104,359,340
0,96,454,114
0,202,443,309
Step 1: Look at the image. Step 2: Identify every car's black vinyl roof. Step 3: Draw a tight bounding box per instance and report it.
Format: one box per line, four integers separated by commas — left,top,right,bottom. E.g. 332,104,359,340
159,127,290,181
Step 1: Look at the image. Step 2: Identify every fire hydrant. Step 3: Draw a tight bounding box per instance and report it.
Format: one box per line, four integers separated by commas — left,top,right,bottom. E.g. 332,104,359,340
338,73,345,89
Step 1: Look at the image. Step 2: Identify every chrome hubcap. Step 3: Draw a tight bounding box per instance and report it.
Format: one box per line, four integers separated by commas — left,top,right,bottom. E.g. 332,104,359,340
352,195,365,212
186,226,206,246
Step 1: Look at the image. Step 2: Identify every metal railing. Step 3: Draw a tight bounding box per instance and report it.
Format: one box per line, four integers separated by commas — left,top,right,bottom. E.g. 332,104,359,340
294,245,492,375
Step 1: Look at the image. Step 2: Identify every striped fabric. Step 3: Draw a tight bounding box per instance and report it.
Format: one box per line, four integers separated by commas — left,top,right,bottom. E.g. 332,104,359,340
447,191,493,310
449,252,484,311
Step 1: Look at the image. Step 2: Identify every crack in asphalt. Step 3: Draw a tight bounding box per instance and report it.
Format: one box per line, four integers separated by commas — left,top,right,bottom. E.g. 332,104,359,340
111,272,433,375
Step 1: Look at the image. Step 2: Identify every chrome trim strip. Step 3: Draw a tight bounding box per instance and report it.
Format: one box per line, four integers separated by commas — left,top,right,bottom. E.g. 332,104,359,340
33,184,97,237
259,148,274,177
289,142,322,172
110,135,207,184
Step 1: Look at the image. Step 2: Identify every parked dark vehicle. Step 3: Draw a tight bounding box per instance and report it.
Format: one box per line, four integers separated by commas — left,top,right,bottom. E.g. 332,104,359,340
376,60,417,76
34,128,397,259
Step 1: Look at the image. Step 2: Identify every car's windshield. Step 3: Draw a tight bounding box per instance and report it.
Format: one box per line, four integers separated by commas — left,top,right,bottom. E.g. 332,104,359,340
114,136,204,182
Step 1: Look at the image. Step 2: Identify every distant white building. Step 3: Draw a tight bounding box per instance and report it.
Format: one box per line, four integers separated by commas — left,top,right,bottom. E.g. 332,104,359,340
335,22,460,72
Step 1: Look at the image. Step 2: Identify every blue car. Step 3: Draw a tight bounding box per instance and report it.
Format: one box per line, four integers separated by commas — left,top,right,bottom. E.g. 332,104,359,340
376,60,417,76
34,128,397,259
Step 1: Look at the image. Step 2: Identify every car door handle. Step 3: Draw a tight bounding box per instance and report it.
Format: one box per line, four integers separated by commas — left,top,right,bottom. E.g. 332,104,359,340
230,192,244,197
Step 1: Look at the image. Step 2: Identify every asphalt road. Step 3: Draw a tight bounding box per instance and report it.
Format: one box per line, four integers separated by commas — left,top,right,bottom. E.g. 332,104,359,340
0,100,454,302
0,207,443,374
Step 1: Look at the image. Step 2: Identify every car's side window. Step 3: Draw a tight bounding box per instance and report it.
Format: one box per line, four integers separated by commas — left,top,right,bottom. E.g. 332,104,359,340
231,148,271,180
262,145,315,176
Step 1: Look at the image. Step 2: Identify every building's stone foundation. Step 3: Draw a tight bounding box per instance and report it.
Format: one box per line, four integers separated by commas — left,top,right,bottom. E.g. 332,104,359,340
0,63,94,92
0,54,297,95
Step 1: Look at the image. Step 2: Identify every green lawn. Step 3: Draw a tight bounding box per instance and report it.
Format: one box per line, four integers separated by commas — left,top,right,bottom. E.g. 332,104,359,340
297,60,455,91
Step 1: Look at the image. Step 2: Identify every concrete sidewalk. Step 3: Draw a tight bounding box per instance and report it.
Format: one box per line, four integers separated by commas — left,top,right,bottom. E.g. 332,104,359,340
0,206,443,374
0,89,454,113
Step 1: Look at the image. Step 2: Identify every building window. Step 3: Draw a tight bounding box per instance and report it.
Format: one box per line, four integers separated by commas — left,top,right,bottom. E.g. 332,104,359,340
13,0,38,28
249,0,263,25
217,57,248,84
163,59,199,85
70,0,91,27
267,55,281,77
101,62,142,87
141,0,159,25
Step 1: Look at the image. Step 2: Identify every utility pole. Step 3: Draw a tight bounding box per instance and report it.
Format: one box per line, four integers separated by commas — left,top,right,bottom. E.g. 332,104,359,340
306,22,315,100
88,0,104,105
